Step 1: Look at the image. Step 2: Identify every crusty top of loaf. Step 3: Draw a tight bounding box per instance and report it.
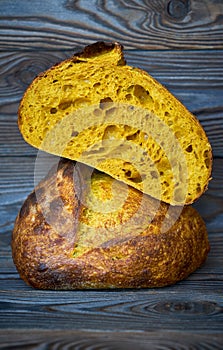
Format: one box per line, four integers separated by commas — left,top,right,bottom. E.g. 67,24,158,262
12,159,210,289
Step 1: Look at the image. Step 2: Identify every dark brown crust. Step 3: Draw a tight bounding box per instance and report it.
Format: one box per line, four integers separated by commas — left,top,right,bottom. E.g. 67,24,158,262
12,159,210,289
73,41,124,62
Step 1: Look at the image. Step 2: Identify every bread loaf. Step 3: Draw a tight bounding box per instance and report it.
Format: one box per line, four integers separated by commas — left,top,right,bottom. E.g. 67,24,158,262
18,42,212,205
12,159,210,289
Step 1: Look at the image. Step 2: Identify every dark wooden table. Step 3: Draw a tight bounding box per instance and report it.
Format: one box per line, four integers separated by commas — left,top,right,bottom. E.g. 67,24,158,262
0,0,223,348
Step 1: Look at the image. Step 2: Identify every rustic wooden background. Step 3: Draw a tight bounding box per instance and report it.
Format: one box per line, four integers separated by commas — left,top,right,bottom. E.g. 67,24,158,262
0,0,223,348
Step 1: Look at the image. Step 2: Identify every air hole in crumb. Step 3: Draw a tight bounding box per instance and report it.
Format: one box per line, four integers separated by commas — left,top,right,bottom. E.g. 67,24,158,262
124,166,142,183
196,183,201,194
100,97,113,109
186,145,193,152
102,125,119,139
71,130,79,137
50,108,57,114
130,175,142,183
58,101,72,110
203,149,211,168
203,149,209,157
63,84,73,91
93,108,102,116
126,130,140,141
167,120,173,126
132,85,152,103
125,170,132,177
150,171,159,179
125,94,132,100
106,107,116,117
74,98,90,106
53,79,58,83
175,131,181,138
205,158,211,169
93,82,101,88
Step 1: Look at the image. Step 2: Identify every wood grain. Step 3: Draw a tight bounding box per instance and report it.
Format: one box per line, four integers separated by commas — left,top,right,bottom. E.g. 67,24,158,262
0,0,223,50
0,276,223,332
0,330,222,350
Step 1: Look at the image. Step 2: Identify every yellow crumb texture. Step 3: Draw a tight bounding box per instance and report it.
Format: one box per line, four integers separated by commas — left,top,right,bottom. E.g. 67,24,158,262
18,42,212,205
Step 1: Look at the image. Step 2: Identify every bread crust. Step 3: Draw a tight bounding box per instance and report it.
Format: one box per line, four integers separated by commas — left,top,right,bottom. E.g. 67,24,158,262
12,159,210,289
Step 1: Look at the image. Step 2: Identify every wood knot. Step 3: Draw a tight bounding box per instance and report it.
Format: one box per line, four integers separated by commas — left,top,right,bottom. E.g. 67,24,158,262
167,0,189,19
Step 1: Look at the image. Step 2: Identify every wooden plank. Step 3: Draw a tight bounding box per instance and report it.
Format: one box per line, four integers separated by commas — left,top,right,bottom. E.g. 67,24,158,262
0,330,222,349
0,0,223,50
0,283,222,332
0,50,222,156
0,263,223,330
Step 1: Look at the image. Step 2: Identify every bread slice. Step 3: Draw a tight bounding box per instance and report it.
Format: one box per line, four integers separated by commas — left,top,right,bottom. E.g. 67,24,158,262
18,42,212,205
12,159,210,289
